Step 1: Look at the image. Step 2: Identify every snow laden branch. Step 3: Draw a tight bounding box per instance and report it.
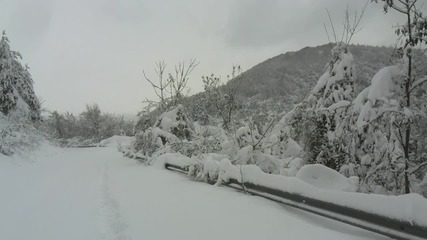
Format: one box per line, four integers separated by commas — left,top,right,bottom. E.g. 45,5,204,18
371,0,427,194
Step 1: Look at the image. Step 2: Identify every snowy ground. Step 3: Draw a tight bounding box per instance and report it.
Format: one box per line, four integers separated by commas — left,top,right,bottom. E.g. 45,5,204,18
0,145,389,240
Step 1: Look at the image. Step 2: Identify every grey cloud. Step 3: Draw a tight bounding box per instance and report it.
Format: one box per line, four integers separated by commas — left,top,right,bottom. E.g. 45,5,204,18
224,0,400,49
6,0,53,52
0,0,412,114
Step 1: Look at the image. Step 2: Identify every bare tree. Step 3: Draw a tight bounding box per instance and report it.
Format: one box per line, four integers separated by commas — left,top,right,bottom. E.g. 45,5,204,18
168,58,199,107
143,59,198,111
143,61,169,111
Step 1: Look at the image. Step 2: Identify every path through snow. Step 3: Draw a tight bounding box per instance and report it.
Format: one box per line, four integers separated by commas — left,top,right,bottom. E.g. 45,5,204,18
0,145,389,239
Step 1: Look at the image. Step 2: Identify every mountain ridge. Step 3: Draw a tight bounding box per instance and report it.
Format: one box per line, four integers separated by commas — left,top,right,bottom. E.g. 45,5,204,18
180,42,426,127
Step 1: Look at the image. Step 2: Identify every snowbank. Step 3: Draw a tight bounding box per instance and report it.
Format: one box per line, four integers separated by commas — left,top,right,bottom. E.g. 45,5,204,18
296,164,357,192
0,115,45,156
98,135,135,148
217,160,427,227
280,157,303,177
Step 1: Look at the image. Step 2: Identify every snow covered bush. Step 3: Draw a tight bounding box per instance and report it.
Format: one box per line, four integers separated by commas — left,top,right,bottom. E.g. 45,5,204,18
263,109,303,159
0,114,44,156
236,124,261,148
233,145,281,174
132,105,196,159
190,153,228,183
133,127,179,157
153,104,195,140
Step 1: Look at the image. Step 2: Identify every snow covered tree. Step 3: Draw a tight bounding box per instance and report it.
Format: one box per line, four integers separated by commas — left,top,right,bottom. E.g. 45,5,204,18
312,43,357,171
261,42,357,173
48,111,66,138
363,0,427,194
273,6,366,172
0,31,41,121
283,43,357,171
201,68,242,132
13,64,41,121
0,32,18,116
80,104,102,140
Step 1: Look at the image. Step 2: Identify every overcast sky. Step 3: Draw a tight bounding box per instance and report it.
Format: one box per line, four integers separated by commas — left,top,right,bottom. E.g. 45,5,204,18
0,0,417,115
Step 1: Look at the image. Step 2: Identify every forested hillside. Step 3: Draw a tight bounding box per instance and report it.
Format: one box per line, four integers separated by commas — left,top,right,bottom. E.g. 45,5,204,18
232,43,394,102
130,39,427,196
182,43,426,130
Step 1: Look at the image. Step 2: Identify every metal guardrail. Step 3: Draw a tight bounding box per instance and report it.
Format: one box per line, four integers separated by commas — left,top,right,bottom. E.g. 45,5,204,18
68,145,100,148
165,162,427,240
165,163,190,174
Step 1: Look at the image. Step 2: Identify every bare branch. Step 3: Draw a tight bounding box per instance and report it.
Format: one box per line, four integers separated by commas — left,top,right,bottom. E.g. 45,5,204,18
323,23,332,43
345,0,369,44
410,75,427,93
409,161,427,175
142,61,170,110
253,116,277,150
326,8,338,42
169,58,199,106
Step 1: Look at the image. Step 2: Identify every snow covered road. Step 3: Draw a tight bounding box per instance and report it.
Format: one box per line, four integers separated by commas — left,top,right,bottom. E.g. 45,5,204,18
0,146,389,240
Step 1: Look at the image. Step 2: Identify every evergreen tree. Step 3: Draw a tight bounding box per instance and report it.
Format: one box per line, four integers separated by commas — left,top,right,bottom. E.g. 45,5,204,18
0,31,18,116
315,43,356,170
14,64,41,121
302,43,357,171
0,31,41,121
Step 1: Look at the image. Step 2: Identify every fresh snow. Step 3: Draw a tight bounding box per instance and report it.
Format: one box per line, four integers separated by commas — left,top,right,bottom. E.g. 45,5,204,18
312,71,330,94
367,66,401,105
0,145,389,240
217,161,427,228
98,135,135,148
327,100,351,112
296,164,357,192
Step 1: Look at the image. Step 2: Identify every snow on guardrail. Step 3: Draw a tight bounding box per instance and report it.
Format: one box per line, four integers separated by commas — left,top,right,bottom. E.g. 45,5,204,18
216,159,427,228
156,154,427,240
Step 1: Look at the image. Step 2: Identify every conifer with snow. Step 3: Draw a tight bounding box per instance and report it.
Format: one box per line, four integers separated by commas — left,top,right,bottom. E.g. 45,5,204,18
270,43,357,171
0,32,18,116
0,31,41,121
310,43,357,171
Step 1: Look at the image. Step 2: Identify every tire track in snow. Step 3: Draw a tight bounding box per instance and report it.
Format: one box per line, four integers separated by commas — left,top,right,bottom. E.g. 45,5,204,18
98,159,131,240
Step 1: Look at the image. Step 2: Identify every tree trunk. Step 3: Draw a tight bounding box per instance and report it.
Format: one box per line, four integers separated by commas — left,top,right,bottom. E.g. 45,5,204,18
404,4,412,194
